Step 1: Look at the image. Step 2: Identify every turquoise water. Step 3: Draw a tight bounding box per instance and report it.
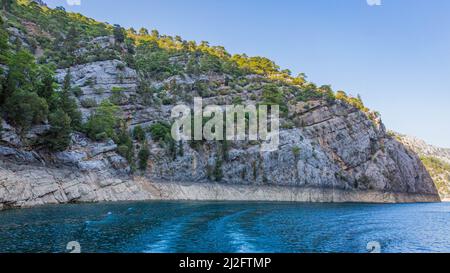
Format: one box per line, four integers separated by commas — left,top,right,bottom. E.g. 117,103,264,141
0,201,449,253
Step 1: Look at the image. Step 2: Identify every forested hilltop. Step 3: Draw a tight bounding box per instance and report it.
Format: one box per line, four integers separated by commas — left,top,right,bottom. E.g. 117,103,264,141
0,0,376,152
0,0,440,209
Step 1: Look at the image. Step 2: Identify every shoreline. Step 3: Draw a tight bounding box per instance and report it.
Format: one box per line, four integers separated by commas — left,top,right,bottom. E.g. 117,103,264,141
0,178,441,211
147,181,441,204
0,161,441,210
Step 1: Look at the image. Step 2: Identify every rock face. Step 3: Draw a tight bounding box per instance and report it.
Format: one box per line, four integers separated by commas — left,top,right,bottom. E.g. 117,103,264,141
395,133,450,201
0,80,441,209
0,46,441,209
56,60,139,121
0,161,437,211
0,134,440,210
145,103,437,196
0,161,153,210
395,134,450,164
0,138,439,210
0,2,441,210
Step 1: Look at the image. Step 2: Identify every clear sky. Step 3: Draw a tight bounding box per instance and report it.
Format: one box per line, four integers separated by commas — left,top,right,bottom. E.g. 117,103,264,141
45,0,450,148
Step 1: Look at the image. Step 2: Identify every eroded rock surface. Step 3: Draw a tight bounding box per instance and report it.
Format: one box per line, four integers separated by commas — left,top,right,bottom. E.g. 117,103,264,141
0,59,441,209
395,133,450,201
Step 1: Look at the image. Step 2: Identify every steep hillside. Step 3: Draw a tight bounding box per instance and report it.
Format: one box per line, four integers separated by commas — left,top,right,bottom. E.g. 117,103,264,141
394,133,450,201
0,1,440,209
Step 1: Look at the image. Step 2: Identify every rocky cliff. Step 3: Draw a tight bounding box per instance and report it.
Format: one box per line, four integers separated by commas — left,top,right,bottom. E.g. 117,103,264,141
0,2,441,209
0,58,440,208
394,133,450,201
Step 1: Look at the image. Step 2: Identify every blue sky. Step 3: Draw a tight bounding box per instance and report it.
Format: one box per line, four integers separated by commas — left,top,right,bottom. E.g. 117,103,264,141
46,0,450,147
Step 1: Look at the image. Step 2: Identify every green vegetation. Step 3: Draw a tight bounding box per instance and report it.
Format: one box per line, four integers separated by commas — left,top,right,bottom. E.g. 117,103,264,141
0,3,89,151
0,16,10,64
113,24,125,44
3,0,112,67
2,0,376,121
261,84,288,116
1,0,14,13
0,39,77,149
1,0,372,116
0,0,379,166
133,125,146,142
420,156,450,197
2,49,38,104
138,144,150,171
149,121,177,159
44,109,72,151
336,91,368,113
292,146,301,160
84,100,120,141
110,86,127,105
135,41,181,80
115,122,134,168
71,86,83,97
149,122,171,142
421,157,450,173
199,54,222,73
3,89,48,132
80,98,97,108
58,72,82,129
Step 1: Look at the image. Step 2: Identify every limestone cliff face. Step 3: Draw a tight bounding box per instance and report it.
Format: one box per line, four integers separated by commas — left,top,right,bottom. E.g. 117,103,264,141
394,133,450,201
0,57,440,209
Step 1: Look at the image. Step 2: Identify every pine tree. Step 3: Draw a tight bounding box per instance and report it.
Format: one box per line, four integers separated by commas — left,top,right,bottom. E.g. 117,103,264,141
36,66,55,100
139,28,149,36
113,24,125,43
64,26,79,65
3,90,49,133
59,71,82,129
84,100,120,140
1,50,37,106
138,143,150,171
46,109,72,151
133,125,146,142
5,50,37,94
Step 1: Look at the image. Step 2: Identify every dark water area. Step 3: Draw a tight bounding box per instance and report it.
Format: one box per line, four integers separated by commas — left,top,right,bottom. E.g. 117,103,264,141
0,201,449,253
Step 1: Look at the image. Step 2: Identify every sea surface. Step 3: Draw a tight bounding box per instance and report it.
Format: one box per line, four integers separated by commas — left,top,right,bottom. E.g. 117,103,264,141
0,201,449,253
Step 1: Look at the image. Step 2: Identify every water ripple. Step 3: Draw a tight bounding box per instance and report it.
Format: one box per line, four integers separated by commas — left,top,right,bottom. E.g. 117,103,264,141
0,202,449,253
